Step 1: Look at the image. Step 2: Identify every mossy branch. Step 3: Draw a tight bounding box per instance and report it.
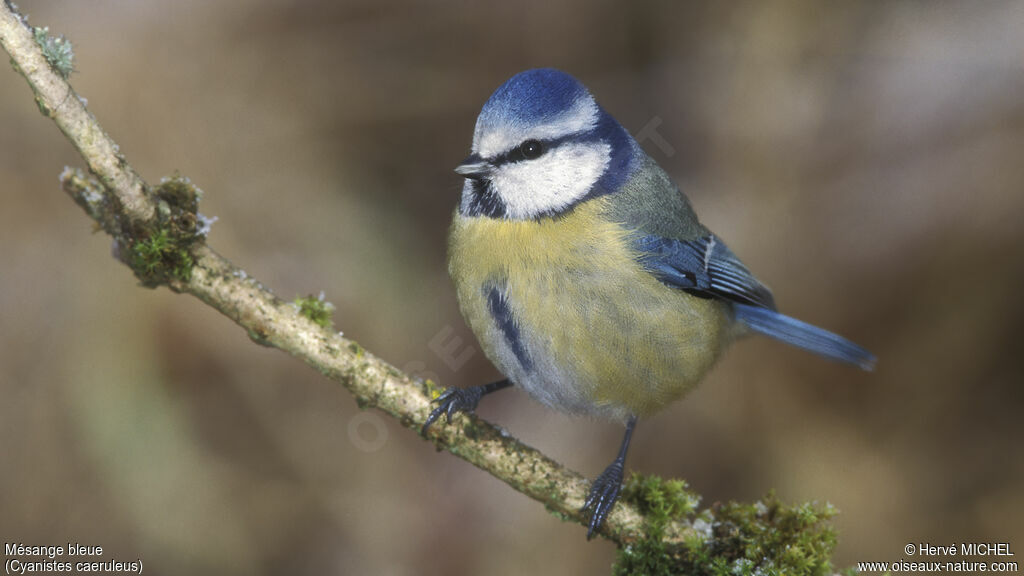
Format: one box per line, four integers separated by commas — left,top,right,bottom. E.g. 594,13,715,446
1,3,842,573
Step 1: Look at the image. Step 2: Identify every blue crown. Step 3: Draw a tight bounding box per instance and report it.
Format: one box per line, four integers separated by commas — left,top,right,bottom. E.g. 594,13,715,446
477,68,592,130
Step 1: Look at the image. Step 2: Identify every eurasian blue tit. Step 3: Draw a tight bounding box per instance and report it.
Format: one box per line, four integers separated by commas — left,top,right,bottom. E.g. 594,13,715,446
423,68,875,538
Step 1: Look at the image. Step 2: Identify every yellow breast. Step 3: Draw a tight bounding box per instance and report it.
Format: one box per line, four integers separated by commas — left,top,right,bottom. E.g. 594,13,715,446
448,198,731,419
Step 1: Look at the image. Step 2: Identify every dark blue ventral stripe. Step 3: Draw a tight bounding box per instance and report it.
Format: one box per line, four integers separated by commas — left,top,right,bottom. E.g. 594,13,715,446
485,287,533,371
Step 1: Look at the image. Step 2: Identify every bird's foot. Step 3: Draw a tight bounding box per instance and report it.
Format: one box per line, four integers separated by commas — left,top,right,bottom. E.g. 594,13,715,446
582,459,625,539
421,386,487,434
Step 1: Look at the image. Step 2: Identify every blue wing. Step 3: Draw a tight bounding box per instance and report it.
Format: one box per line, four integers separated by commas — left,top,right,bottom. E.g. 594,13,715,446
635,234,875,370
635,234,776,310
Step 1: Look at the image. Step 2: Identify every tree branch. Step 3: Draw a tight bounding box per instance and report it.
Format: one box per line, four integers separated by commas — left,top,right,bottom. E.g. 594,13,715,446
0,0,666,546
3,4,843,573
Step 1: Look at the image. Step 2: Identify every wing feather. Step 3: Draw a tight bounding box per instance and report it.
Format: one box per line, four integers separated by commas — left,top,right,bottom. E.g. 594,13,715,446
635,234,776,310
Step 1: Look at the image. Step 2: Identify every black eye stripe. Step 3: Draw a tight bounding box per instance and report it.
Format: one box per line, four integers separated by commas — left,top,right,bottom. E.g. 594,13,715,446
489,141,546,167
488,128,602,168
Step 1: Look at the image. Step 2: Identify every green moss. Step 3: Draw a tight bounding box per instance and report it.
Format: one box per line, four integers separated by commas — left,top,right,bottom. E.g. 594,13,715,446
294,293,335,329
623,473,701,524
33,26,74,79
613,473,702,576
126,174,207,287
694,497,838,576
614,477,838,576
130,228,194,284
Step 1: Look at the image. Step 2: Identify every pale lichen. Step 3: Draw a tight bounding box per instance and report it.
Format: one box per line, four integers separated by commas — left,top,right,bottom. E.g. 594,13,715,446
32,25,74,78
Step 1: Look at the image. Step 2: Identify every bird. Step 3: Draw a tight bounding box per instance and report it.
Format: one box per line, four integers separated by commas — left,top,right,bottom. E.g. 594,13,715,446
422,68,875,539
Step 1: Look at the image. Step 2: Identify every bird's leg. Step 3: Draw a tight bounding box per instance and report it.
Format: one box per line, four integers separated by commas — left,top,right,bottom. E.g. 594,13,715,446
421,378,513,434
582,416,637,539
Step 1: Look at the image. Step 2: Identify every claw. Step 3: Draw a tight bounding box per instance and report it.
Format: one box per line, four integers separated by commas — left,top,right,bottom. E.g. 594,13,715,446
581,461,625,539
421,386,485,435
421,379,513,436
581,416,636,539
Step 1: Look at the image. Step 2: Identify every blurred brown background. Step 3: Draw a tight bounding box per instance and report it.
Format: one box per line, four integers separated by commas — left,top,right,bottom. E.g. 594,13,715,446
2,1,1022,574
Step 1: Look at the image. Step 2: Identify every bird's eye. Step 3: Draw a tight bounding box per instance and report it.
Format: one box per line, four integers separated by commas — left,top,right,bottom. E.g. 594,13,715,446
519,139,543,160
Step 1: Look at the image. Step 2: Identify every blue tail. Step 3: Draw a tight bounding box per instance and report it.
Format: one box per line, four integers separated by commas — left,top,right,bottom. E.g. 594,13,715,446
733,303,876,371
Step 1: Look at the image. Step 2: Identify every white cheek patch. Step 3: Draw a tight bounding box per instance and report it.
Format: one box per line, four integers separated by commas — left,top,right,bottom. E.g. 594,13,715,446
475,98,599,159
490,141,611,219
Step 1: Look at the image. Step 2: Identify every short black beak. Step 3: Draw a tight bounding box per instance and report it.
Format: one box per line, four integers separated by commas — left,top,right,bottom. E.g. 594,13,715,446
454,153,491,179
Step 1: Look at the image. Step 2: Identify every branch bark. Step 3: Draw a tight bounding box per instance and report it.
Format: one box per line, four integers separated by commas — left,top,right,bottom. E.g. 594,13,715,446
0,0,684,547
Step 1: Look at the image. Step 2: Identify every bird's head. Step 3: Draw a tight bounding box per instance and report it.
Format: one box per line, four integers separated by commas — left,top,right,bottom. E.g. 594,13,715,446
456,68,638,220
